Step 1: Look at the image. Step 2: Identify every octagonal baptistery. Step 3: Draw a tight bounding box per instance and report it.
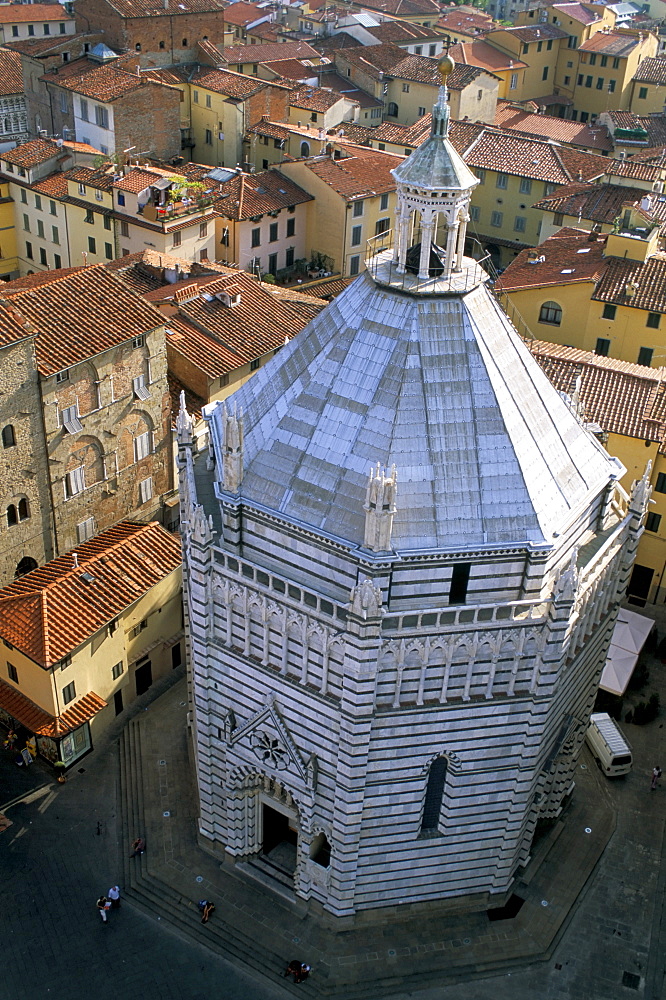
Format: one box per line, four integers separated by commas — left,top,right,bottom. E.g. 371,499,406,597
179,63,646,918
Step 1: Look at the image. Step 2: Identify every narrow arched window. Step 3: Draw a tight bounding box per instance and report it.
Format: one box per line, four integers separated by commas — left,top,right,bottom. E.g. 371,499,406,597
387,102,399,116
7,504,17,526
18,498,29,520
2,424,15,447
300,141,310,157
539,300,562,326
309,832,331,868
420,756,447,833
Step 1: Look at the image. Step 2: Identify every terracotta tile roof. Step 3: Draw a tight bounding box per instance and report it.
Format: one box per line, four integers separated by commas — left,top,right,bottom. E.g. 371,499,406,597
451,124,608,184
494,101,613,152
214,169,312,220
263,282,328,321
141,66,188,86
0,521,182,668
32,171,69,199
305,152,401,198
53,63,152,102
496,24,569,41
604,157,664,181
328,121,373,144
262,59,316,81
550,2,603,25
0,679,106,738
101,0,225,17
449,39,528,73
592,251,666,314
317,69,383,108
190,66,268,98
529,340,666,444
105,249,226,290
579,32,641,56
65,164,116,190
289,85,348,111
603,110,666,149
248,21,281,41
366,20,439,43
0,49,23,96
0,265,166,376
3,138,62,169
247,118,290,141
533,181,666,228
338,41,466,87
314,31,363,54
368,113,431,146
3,33,82,56
222,41,321,64
297,275,356,298
437,8,494,35
495,228,606,292
160,271,314,374
0,3,72,22
113,167,171,193
628,144,666,163
222,1,270,26
632,56,666,84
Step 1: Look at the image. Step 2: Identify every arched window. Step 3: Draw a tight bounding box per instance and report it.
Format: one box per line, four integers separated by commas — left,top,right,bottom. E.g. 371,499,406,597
182,37,188,45
309,832,331,868
300,141,310,157
539,300,562,326
387,102,399,117
135,42,141,51
15,556,37,578
18,498,29,520
159,40,165,49
6,504,17,527
420,756,448,833
2,424,15,448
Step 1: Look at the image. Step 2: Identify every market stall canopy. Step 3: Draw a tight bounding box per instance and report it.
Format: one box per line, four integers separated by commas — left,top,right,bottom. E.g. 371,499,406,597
600,608,654,696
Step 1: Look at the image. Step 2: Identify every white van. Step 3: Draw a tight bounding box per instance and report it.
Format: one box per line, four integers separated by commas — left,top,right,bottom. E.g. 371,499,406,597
585,713,632,777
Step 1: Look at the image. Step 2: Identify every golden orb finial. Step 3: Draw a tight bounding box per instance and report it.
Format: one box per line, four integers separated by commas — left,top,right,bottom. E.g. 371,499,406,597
438,54,455,83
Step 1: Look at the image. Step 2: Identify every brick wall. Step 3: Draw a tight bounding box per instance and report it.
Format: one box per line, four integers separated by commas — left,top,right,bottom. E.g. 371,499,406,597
114,82,182,161
0,337,53,584
75,0,228,66
247,85,290,126
21,38,103,139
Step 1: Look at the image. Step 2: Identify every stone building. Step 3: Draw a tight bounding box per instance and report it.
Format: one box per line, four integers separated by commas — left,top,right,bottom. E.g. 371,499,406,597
0,50,29,152
180,59,644,918
0,265,175,584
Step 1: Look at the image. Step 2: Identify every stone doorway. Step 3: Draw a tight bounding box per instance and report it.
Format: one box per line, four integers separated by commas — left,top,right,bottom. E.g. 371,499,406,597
261,803,297,876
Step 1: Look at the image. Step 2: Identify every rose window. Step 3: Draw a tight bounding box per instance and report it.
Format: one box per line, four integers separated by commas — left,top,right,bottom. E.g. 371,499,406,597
251,730,288,769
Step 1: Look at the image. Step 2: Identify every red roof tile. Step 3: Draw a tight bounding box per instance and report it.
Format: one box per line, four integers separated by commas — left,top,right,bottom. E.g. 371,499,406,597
0,679,106,738
3,138,63,168
53,63,154,102
632,56,666,84
579,31,641,56
494,101,613,152
0,3,72,22
100,0,225,17
495,228,606,292
0,265,166,376
529,340,666,444
190,66,270,98
0,521,182,667
0,49,23,96
214,169,312,220
449,39,527,73
550,2,603,25
305,152,402,199
222,40,321,64
222,1,270,25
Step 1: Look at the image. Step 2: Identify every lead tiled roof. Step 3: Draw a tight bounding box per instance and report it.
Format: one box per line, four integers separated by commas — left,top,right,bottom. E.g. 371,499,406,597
0,521,182,668
0,50,24,97
0,679,106,738
0,265,166,375
305,152,402,198
214,169,312,220
529,340,666,445
205,260,618,550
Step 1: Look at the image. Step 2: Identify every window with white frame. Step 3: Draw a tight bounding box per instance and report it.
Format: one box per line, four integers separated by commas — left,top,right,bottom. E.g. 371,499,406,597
77,516,96,542
60,403,82,433
134,431,151,462
133,375,150,400
66,466,85,497
139,476,153,504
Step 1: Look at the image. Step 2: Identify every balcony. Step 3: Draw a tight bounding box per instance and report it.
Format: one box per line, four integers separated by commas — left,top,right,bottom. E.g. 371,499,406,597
140,197,214,223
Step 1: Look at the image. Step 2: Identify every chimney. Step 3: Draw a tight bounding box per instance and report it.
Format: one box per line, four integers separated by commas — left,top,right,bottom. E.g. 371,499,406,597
72,552,79,568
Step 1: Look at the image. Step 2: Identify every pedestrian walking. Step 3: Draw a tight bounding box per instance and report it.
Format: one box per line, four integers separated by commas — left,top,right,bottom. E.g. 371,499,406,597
651,766,662,790
108,885,120,909
97,896,111,923
284,960,311,984
198,899,215,924
129,836,146,857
